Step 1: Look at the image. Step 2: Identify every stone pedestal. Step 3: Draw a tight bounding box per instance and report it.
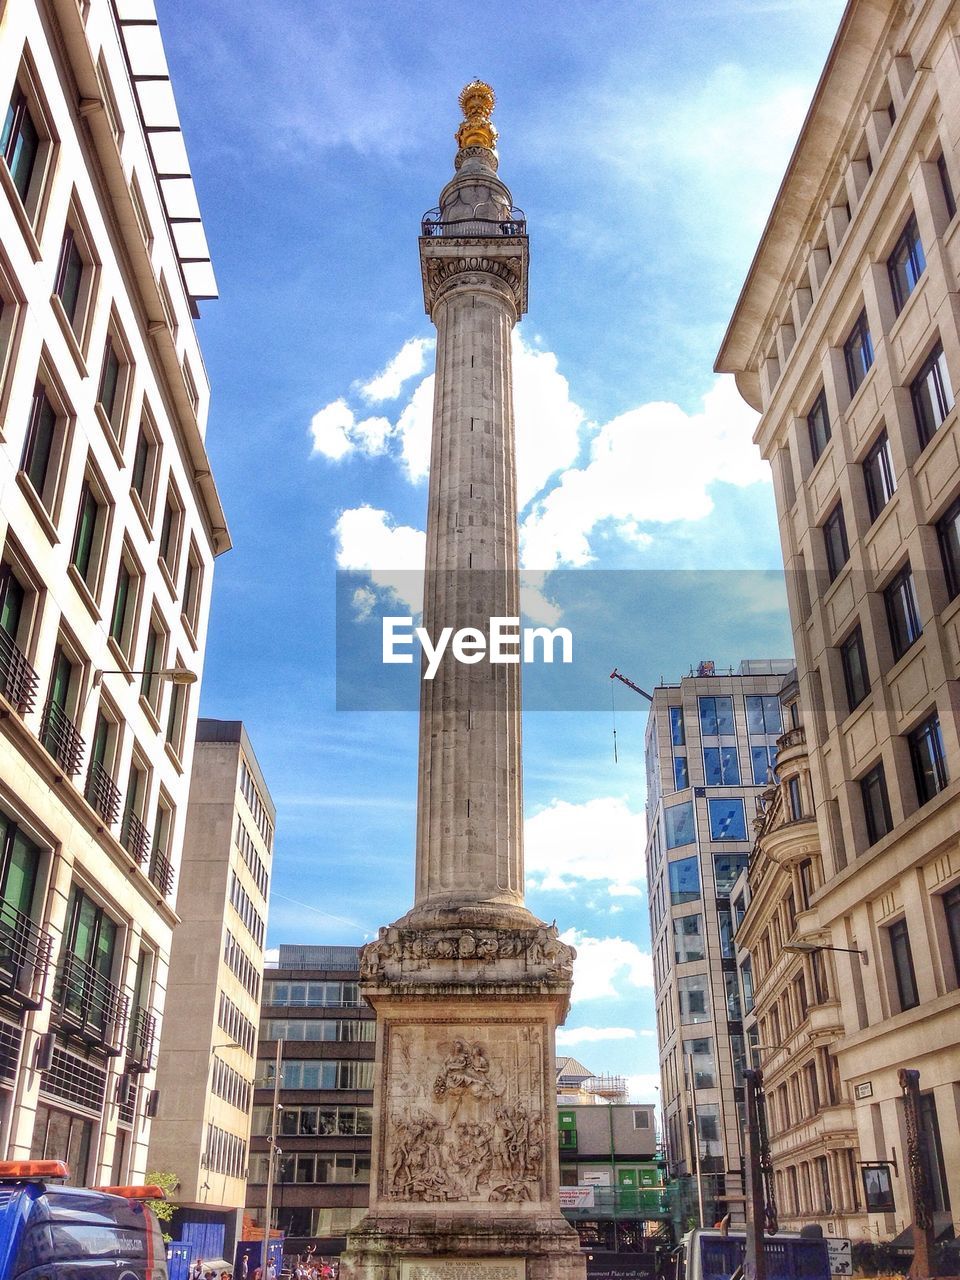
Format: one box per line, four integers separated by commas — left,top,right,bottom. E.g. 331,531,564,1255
338,913,585,1280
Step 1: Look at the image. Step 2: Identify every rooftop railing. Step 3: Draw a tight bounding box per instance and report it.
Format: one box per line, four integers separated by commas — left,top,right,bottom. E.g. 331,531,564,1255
421,206,526,238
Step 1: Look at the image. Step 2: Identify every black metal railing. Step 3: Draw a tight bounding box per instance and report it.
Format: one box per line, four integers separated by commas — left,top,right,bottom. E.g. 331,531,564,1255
53,952,129,1054
40,699,84,775
421,206,526,238
127,1005,156,1073
120,810,151,866
0,901,53,1008
85,760,122,825
149,847,174,898
0,629,38,715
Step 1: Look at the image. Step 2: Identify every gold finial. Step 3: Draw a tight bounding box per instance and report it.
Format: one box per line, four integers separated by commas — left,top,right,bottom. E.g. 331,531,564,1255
456,80,498,152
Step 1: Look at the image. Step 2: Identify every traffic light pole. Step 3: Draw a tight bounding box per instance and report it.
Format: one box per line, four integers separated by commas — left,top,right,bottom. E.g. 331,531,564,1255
743,1069,767,1280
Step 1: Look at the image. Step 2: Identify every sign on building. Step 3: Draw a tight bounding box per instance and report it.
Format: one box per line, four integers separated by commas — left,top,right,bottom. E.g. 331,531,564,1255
827,1238,852,1275
559,1186,596,1209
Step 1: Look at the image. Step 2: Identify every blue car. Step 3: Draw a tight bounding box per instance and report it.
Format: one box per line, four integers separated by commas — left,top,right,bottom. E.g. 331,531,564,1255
0,1161,167,1280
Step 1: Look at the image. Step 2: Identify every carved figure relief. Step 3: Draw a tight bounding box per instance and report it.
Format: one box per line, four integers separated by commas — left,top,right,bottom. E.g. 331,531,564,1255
382,1025,546,1204
360,923,575,982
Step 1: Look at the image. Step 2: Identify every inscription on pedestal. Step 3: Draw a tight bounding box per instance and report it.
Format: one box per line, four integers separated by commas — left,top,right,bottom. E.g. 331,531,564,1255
382,1022,546,1203
401,1260,525,1280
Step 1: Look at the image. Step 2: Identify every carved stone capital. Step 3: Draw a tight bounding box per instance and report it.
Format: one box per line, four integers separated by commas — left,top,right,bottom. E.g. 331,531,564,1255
419,243,528,318
359,922,575,987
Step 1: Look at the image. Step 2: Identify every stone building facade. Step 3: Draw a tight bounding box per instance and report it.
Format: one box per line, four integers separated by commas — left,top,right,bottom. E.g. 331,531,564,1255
645,659,792,1224
0,0,226,1183
717,0,960,1240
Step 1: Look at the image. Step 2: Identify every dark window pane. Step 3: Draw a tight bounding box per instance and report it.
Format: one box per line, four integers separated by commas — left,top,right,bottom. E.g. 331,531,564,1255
752,744,776,785
22,386,56,499
889,918,919,1010
668,856,700,906
699,696,734,736
714,853,748,894
863,430,896,523
673,756,688,790
664,801,695,849
110,563,130,642
908,713,948,805
807,390,831,463
708,798,747,841
844,309,874,396
938,496,960,601
788,776,803,820
824,500,849,582
860,763,892,846
98,341,122,422
71,483,99,581
939,153,957,220
884,565,922,661
131,429,150,498
669,706,685,746
841,626,870,712
912,342,955,448
1,89,40,202
887,213,926,314
746,695,781,735
55,230,84,326
944,885,960,987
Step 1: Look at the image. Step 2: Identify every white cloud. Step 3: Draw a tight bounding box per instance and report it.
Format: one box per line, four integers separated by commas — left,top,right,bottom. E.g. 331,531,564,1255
512,334,585,508
556,1026,638,1046
310,398,393,460
526,796,647,894
520,377,765,568
624,1073,662,1103
395,373,434,483
333,506,425,615
359,337,434,403
561,929,653,1003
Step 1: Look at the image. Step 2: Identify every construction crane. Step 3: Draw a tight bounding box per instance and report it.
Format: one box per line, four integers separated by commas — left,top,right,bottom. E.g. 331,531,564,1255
609,669,654,762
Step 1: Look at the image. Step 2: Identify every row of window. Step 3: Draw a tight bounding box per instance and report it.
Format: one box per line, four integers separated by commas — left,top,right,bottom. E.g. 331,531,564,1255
775,1151,861,1220
211,1055,252,1115
664,797,750,850
674,971,742,1028
240,760,274,848
248,1152,370,1186
229,870,265,949
250,1104,372,1137
203,1122,246,1181
262,980,361,1009
859,710,948,850
256,1059,374,1091
670,694,782,745
223,930,260,1001
746,859,820,991
217,990,257,1057
235,815,269,900
260,1017,375,1043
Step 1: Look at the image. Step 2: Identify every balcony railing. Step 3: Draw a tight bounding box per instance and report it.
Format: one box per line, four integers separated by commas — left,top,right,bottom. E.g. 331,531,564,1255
421,206,526,238
53,953,128,1054
0,629,38,715
777,726,806,751
120,810,151,866
127,1004,156,1073
85,760,122,826
41,699,84,775
149,847,174,898
0,901,53,1008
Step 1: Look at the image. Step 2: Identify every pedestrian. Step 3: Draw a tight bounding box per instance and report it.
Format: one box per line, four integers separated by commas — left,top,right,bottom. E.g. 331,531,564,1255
239,1255,249,1280
191,1259,204,1280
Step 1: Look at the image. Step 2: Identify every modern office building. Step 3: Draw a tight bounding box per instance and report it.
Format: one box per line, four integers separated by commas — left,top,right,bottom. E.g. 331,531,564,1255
0,0,226,1184
147,721,274,1258
717,0,960,1240
730,670,868,1237
645,659,793,1224
248,946,376,1259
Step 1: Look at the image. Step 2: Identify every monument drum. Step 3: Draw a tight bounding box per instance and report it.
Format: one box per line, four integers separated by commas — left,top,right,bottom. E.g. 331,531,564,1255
339,86,585,1280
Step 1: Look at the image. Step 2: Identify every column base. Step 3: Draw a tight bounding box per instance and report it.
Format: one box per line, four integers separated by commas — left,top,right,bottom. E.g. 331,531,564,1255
339,1212,586,1280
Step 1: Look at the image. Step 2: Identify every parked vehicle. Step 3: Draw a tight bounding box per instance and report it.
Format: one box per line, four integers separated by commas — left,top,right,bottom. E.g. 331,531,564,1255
674,1228,830,1280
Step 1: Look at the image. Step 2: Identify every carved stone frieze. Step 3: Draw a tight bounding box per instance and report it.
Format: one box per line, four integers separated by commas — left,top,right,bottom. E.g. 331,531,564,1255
381,1025,547,1205
401,1263,524,1280
360,922,575,983
422,254,524,312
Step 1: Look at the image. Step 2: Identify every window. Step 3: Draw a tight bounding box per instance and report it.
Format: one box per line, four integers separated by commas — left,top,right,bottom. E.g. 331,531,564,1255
96,334,128,435
807,389,831,464
158,487,182,578
908,712,948,805
699,695,734,736
62,884,118,1027
673,914,704,963
21,382,63,511
887,213,925,314
912,341,954,448
41,643,82,774
718,905,734,959
844,310,874,396
140,615,166,713
703,745,740,786
678,974,710,1024
165,668,189,757
685,1037,715,1089
714,852,748,894
30,1106,93,1186
860,762,892,846
0,811,41,942
669,706,685,746
864,430,896,523
888,918,919,1011
708,797,747,840
884,564,921,661
54,228,84,328
788,776,803,820
109,550,140,660
1,86,39,203
664,800,694,849
130,415,160,517
741,960,754,1013
70,477,108,595
673,756,689,790
815,1154,832,1212
823,500,849,582
938,152,957,221
746,695,781,736
944,884,960,987
668,856,700,905
938,496,960,601
182,544,203,633
918,1094,950,1214
840,625,870,712
751,744,777,785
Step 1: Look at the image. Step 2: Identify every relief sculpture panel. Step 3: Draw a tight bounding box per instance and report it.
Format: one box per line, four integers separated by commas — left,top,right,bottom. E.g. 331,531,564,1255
382,1023,546,1204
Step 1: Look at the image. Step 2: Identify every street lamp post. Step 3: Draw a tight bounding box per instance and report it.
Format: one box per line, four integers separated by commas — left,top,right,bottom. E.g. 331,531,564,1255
261,1039,284,1271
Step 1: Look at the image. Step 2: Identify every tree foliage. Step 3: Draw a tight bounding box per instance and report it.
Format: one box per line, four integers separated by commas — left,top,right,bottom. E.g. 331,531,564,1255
145,1170,179,1243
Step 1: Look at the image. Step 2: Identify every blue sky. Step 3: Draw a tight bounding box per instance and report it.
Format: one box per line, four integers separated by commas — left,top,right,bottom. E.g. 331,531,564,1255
156,0,846,1098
